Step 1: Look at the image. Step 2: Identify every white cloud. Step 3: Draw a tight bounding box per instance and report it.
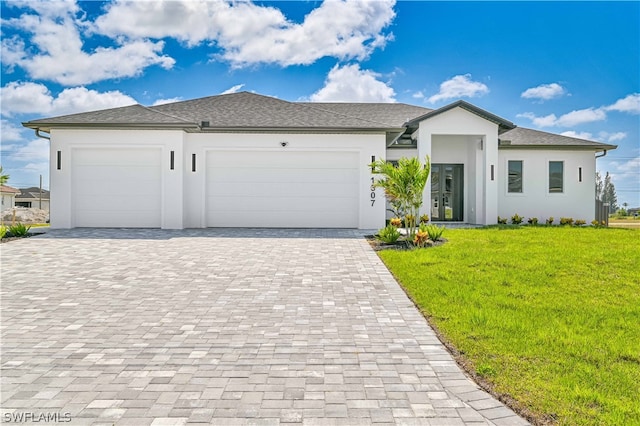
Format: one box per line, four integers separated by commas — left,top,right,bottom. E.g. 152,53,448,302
560,131,593,140
517,107,606,127
310,64,396,103
1,119,26,142
518,92,640,129
94,0,396,67
220,84,246,95
556,107,607,127
428,74,489,104
152,97,183,106
516,112,559,128
1,82,137,117
2,2,175,85
599,131,627,143
521,83,566,101
412,91,424,99
605,93,640,114
8,139,50,162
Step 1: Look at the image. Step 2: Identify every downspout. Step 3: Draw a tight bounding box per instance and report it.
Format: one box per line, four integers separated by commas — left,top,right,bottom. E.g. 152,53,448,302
35,129,50,140
595,150,607,159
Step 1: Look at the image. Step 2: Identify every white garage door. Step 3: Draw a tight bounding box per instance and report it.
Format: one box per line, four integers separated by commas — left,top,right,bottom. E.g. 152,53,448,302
72,148,162,227
206,151,359,228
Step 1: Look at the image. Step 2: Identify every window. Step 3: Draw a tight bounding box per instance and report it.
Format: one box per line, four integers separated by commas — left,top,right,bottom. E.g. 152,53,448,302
508,160,523,193
549,161,564,193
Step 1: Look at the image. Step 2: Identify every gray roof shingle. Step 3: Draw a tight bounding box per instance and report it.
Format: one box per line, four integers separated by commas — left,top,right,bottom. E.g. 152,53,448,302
24,104,198,131
151,92,404,129
499,127,617,150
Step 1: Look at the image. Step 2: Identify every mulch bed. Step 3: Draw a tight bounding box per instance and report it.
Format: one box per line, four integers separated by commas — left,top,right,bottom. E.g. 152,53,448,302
365,234,447,251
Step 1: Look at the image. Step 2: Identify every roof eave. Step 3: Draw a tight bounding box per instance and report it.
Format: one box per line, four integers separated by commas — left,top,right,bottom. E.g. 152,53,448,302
22,122,200,132
188,126,405,134
498,144,618,151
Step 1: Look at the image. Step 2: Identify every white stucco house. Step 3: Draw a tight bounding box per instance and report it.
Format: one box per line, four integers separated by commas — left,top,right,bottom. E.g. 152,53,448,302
23,92,616,229
1,185,20,212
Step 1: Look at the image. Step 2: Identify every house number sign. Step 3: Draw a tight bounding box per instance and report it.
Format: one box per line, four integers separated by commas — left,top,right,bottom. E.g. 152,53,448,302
370,177,376,206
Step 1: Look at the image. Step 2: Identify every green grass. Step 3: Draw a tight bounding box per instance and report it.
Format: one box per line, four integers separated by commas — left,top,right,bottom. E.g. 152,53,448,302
378,226,640,425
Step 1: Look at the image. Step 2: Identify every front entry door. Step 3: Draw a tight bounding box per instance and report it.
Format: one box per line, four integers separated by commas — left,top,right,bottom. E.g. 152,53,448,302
431,164,464,221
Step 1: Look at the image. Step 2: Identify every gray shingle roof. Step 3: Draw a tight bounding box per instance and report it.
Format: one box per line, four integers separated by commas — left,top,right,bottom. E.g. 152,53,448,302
298,102,432,128
23,104,197,131
16,187,50,200
499,127,617,150
151,92,404,129
21,92,618,151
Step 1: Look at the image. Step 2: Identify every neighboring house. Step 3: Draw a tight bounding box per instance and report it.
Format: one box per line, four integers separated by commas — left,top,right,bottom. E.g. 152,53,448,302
1,185,20,212
22,92,616,229
15,187,50,211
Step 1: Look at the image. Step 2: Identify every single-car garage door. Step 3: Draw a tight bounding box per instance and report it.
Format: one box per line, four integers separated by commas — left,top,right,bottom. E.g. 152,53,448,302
71,148,162,227
206,150,359,228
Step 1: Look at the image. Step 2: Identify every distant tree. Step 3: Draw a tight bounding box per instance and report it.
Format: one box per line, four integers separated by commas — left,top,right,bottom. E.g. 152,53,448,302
602,172,618,211
595,171,603,200
0,166,9,185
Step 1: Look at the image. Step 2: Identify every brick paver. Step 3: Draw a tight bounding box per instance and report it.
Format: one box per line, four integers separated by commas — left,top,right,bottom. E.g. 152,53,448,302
1,229,529,425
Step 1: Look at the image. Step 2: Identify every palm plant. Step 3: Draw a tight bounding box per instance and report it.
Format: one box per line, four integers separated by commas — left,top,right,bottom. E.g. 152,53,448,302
0,166,9,185
371,156,431,240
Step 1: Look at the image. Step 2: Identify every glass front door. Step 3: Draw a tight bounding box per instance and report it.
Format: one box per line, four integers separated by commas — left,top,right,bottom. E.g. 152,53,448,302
431,164,464,221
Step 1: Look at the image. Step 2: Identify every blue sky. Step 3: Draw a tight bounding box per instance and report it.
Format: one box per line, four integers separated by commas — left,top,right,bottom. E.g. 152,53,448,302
1,0,639,206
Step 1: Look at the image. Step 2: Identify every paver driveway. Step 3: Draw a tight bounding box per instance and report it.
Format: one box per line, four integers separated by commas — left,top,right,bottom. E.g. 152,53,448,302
1,229,528,425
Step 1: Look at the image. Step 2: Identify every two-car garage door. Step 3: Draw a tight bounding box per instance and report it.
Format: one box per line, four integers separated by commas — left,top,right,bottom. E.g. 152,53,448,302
205,151,360,228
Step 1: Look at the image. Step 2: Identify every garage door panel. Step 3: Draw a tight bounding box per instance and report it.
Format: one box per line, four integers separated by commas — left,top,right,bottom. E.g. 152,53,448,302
209,196,357,212
208,182,358,198
208,210,354,228
206,150,360,228
207,167,358,184
72,148,161,228
208,151,358,169
75,211,162,228
74,165,161,183
74,195,162,211
73,149,160,166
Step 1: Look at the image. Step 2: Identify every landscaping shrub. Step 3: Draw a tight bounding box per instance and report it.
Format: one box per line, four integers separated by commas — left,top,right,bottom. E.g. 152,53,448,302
390,217,402,228
0,225,7,239
546,217,554,225
404,214,416,229
574,219,586,226
527,217,539,225
376,225,401,243
413,229,430,247
419,214,429,224
423,223,445,241
497,216,508,224
7,223,31,237
511,213,523,225
560,217,574,226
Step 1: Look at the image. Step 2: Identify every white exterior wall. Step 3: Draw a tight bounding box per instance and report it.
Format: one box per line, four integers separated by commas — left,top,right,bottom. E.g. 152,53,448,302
50,129,184,229
184,132,386,229
417,107,499,225
1,193,16,211
498,149,596,222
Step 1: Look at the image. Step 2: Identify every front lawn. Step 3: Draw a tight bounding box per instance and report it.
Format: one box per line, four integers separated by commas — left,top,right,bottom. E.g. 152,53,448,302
378,226,640,425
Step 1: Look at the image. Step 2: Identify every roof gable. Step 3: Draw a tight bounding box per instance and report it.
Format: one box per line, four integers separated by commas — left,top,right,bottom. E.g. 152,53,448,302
406,100,516,133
